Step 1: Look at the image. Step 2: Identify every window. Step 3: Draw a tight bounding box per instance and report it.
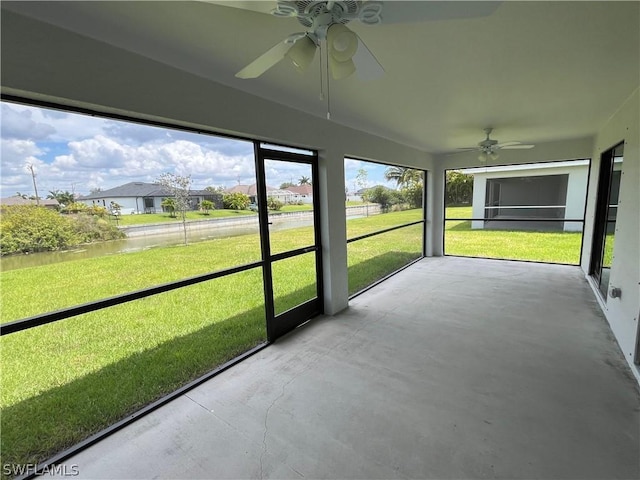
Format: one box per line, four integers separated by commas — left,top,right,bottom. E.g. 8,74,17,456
344,158,426,296
444,159,590,264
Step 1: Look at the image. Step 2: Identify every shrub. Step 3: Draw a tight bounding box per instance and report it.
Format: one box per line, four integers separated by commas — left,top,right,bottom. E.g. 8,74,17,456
223,192,250,210
0,205,124,256
200,200,214,215
366,186,393,212
266,197,283,211
1,205,78,255
61,202,88,214
69,214,125,244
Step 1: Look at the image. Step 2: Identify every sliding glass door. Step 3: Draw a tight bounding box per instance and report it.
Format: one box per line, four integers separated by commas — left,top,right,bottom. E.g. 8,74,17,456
590,142,624,299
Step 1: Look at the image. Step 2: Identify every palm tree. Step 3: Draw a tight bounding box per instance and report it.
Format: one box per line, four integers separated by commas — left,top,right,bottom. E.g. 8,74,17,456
298,175,311,185
47,190,75,206
384,167,422,188
200,199,214,215
161,197,176,218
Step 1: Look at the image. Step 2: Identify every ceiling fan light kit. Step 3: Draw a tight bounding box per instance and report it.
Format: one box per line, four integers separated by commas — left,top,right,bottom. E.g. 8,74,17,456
285,35,317,71
329,55,355,79
327,23,358,62
235,1,385,81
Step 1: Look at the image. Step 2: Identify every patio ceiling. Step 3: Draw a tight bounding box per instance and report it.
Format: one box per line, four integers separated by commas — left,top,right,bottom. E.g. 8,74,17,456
2,1,638,153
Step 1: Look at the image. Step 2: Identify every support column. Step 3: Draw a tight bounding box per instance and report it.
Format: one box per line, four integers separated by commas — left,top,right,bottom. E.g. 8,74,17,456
431,160,446,256
318,147,349,315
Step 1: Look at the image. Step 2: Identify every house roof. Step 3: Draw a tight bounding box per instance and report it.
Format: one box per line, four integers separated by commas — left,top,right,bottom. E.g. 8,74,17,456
0,197,59,207
78,182,212,200
287,185,313,196
226,184,278,196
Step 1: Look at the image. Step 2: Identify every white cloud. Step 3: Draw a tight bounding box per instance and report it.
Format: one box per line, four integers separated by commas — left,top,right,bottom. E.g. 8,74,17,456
1,102,397,197
1,104,56,140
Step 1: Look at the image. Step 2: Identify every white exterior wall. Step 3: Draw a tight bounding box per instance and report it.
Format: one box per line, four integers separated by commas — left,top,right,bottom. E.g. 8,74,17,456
564,166,589,231
83,197,140,214
471,177,486,229
582,88,640,384
465,162,590,231
81,196,164,214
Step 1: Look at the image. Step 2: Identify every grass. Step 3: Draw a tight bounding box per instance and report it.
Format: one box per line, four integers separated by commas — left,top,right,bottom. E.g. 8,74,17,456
444,206,583,264
0,229,323,470
114,209,255,226
0,206,585,469
0,210,421,470
277,204,314,213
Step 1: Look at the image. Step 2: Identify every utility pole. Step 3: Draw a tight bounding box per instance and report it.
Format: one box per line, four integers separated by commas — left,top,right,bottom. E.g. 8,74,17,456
26,163,40,206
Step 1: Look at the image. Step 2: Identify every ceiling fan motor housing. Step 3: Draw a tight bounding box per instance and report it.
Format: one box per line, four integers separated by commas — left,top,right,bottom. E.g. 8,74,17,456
272,1,383,29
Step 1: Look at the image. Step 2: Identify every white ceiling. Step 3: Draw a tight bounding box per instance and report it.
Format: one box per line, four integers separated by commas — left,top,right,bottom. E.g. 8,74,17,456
2,1,639,153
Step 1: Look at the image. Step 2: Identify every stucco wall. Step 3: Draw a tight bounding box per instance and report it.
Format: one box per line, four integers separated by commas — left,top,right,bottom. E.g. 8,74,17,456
467,162,589,231
582,87,640,383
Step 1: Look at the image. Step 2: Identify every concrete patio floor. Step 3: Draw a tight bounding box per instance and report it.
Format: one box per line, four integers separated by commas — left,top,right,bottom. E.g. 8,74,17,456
57,257,639,479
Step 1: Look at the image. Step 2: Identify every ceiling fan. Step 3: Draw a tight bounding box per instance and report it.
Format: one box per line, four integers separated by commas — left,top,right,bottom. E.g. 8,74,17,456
457,128,535,163
228,0,501,81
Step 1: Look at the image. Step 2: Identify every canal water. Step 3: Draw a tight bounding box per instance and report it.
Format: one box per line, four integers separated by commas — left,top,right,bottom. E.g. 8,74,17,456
0,217,315,272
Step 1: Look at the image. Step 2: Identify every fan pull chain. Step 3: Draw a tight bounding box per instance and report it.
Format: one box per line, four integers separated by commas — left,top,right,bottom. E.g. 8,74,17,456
319,42,325,101
325,41,332,120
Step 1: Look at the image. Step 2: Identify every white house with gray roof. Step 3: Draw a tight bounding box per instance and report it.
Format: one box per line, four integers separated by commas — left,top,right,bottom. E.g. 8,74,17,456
78,182,220,214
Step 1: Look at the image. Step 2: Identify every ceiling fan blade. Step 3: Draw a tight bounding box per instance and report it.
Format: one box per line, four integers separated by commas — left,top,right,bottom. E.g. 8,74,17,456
380,1,501,24
496,141,522,147
352,34,384,80
236,40,293,79
501,144,535,149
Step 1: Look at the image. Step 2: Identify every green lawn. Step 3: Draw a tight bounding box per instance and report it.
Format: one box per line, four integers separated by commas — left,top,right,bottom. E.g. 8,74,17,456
0,206,585,469
444,206,583,264
0,223,322,471
277,204,314,213
114,209,255,226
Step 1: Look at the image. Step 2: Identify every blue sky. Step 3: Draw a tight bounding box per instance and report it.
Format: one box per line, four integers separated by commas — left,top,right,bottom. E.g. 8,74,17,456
1,101,395,197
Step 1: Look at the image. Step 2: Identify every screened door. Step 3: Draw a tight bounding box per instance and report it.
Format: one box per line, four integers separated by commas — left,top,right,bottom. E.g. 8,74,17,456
256,145,323,340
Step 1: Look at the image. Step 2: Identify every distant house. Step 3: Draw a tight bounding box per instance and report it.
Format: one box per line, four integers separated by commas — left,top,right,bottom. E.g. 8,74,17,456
0,196,60,210
226,183,312,204
287,184,313,204
77,182,222,214
461,160,591,232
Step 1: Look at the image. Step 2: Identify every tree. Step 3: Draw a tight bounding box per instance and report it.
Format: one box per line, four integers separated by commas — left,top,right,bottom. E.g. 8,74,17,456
445,170,474,206
367,185,393,212
90,187,103,195
384,166,422,188
356,167,369,216
156,173,192,245
47,190,75,207
223,192,250,211
298,176,311,186
280,182,295,189
161,197,177,218
109,201,123,216
200,199,214,215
